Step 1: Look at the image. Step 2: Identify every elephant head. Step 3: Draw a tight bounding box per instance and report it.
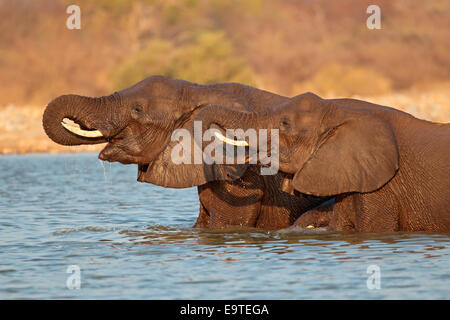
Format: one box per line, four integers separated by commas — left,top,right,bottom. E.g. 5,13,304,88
43,75,250,188
194,92,400,196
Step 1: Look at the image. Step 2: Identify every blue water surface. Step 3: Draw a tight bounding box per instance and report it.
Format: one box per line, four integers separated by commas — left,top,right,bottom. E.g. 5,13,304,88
0,153,449,299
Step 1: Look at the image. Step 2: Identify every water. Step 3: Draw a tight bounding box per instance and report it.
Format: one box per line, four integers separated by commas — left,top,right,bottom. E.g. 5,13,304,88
0,153,449,299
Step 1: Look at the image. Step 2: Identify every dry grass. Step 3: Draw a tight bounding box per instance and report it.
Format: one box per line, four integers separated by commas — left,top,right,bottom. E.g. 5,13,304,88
0,0,448,154
354,88,450,123
1,88,447,155
1,0,449,105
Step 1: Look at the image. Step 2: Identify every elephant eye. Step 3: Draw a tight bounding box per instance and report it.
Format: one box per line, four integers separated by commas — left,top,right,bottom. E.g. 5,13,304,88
132,104,143,113
280,117,290,129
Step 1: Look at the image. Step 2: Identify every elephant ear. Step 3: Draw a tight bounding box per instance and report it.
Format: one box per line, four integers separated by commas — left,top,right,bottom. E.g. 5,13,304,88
292,107,399,196
137,86,250,188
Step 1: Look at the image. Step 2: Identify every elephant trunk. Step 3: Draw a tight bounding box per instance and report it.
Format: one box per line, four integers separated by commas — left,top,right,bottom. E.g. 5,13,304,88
195,105,277,165
42,94,117,146
196,104,271,137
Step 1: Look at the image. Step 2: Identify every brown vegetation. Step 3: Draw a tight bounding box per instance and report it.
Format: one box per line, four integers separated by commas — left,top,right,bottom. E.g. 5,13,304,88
0,0,448,154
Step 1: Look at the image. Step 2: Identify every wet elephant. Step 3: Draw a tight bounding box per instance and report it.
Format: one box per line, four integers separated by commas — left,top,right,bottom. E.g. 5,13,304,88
194,92,450,232
43,76,329,229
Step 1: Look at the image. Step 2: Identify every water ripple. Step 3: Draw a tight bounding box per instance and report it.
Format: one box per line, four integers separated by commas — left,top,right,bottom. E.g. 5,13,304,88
0,154,449,299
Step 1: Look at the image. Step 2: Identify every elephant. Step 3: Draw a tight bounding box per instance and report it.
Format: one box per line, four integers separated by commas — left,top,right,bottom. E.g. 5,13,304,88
194,92,450,232
42,76,330,229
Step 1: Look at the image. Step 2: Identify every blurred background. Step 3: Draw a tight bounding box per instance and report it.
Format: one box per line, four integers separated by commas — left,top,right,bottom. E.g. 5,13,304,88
0,0,449,154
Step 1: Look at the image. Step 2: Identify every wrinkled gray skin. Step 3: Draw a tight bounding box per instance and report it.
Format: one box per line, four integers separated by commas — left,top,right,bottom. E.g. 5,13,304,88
43,76,329,229
195,93,450,232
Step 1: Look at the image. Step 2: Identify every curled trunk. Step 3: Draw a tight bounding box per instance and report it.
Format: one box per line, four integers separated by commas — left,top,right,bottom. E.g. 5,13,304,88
198,105,251,129
196,104,272,136
42,94,108,146
195,105,277,166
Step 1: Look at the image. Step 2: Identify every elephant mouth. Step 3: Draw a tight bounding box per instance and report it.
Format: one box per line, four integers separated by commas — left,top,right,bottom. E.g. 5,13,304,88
137,164,149,181
60,118,131,164
97,129,155,166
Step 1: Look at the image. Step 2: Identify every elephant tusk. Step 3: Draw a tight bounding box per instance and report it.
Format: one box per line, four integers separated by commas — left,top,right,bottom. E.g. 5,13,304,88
214,131,248,147
306,225,315,229
61,118,103,138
